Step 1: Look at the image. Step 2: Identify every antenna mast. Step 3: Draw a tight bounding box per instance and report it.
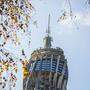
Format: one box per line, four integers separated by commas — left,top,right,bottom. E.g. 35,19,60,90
46,14,50,36
44,14,52,48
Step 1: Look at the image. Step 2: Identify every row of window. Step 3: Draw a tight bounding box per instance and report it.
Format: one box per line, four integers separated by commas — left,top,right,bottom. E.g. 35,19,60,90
29,59,68,76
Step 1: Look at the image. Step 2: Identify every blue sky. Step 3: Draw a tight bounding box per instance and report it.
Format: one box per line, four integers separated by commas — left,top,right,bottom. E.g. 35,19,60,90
1,0,90,90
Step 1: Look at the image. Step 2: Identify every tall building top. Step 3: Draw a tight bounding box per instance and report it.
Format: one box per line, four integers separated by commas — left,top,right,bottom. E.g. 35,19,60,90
43,14,52,48
23,14,68,90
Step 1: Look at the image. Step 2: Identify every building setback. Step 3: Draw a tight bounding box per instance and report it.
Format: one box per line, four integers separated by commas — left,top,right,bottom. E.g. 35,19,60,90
23,15,68,90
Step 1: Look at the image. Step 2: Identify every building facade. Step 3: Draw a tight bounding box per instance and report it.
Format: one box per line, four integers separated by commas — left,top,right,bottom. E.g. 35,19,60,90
23,15,68,90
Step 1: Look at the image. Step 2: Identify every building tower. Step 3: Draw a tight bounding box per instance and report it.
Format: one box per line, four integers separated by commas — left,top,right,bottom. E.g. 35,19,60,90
23,15,68,90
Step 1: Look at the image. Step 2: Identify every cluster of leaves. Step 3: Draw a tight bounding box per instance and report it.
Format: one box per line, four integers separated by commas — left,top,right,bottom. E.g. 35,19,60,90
0,0,34,89
57,0,76,22
0,48,18,89
0,0,34,46
0,48,31,89
22,59,29,79
58,0,90,23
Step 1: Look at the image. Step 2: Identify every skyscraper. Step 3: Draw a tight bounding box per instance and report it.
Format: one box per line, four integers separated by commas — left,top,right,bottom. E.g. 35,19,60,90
23,15,68,90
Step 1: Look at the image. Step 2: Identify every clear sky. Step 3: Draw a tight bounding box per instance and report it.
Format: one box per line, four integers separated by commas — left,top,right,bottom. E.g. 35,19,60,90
2,0,90,90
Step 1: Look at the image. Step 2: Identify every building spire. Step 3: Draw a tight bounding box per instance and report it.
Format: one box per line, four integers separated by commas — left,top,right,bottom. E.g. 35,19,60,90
46,14,50,36
44,14,52,48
